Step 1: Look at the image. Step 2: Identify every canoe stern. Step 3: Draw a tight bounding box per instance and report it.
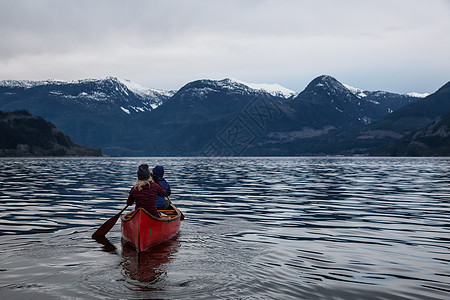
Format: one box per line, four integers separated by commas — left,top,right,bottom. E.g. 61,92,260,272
121,207,181,252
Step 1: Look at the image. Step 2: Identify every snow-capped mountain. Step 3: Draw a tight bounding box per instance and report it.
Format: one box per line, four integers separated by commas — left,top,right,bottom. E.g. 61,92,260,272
0,74,439,156
314,80,450,156
171,77,295,104
344,84,429,100
0,77,175,155
293,75,420,125
227,78,297,98
0,76,294,115
0,77,174,115
115,78,175,113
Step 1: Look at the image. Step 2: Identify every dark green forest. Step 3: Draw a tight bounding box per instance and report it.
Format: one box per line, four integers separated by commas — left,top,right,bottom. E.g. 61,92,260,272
0,110,102,157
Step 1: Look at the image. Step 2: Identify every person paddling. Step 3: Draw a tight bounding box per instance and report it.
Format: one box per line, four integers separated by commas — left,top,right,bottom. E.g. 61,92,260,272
152,165,171,210
127,164,166,218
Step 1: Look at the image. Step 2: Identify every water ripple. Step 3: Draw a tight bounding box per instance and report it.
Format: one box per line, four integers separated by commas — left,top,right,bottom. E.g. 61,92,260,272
0,157,449,299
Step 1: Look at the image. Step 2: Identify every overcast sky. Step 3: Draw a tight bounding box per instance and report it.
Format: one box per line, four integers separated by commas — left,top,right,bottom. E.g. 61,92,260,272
0,0,449,93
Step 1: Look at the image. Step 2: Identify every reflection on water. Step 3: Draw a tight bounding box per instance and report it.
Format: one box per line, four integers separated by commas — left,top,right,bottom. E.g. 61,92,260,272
121,237,180,284
0,157,449,299
93,236,118,253
94,235,180,286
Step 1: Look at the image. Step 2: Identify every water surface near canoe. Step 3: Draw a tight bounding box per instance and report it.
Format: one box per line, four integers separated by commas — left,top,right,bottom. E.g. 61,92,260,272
0,157,449,299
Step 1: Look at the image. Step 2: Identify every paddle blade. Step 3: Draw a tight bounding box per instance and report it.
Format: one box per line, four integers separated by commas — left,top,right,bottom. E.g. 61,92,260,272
92,205,128,238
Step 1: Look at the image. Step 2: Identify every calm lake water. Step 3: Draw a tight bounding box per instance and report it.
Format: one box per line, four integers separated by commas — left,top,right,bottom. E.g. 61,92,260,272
0,157,449,299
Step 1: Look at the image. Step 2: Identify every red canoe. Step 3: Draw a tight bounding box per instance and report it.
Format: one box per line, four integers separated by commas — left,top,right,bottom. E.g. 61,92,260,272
121,203,182,252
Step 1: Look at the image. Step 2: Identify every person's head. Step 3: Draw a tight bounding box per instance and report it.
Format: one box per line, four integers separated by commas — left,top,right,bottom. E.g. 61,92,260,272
135,164,152,190
152,165,164,179
137,164,150,180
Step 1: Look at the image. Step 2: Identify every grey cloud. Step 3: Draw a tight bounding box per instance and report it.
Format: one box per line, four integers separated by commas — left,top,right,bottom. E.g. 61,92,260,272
0,0,449,93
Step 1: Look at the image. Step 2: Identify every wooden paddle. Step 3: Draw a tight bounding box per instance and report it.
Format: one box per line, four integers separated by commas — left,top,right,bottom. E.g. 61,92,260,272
166,196,185,221
92,205,128,238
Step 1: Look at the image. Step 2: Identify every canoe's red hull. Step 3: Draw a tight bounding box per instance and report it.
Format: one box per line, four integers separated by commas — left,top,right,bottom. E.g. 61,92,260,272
121,205,181,252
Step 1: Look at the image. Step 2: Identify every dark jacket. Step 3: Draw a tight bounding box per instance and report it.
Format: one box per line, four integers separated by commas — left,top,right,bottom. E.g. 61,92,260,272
127,181,166,217
156,177,171,208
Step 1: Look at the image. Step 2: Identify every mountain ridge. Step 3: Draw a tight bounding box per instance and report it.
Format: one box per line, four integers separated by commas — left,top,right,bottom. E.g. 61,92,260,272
0,75,443,156
271,81,450,156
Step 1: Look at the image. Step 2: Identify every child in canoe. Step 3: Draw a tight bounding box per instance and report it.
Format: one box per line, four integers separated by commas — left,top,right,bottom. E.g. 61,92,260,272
151,165,172,210
127,164,166,218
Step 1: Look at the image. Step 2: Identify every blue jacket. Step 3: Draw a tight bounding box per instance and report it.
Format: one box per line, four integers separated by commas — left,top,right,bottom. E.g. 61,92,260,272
156,178,171,208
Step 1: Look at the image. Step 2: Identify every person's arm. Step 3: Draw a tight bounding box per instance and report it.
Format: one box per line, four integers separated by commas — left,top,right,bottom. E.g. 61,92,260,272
167,184,171,196
155,181,167,197
127,188,135,206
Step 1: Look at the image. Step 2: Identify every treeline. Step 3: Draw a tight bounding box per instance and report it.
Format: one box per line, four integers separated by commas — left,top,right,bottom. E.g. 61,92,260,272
372,110,450,156
0,110,102,157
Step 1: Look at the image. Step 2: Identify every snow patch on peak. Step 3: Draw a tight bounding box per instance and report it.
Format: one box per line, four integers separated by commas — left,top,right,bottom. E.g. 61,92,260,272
344,82,429,99
0,76,175,99
406,92,429,98
343,83,367,98
116,78,174,98
0,79,73,88
343,83,362,94
0,80,33,88
227,78,297,98
120,107,131,114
